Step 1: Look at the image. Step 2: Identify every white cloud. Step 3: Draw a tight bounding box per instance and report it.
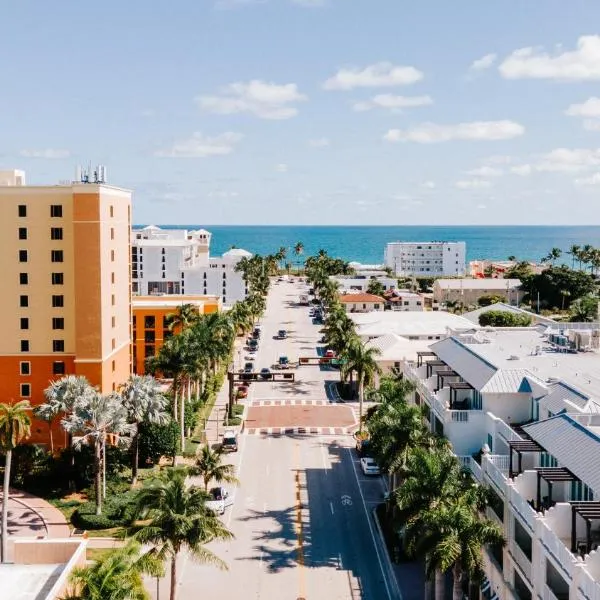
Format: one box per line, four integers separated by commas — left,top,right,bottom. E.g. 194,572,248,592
584,120,600,132
275,163,288,173
308,137,330,147
20,148,70,159
155,132,243,158
323,62,423,91
499,35,600,81
575,172,600,186
470,53,497,71
420,181,436,189
483,155,513,165
477,204,487,210
384,120,524,144
196,80,307,120
466,166,503,177
353,94,433,112
536,148,600,172
565,97,600,118
455,179,492,189
510,164,533,176
291,0,325,5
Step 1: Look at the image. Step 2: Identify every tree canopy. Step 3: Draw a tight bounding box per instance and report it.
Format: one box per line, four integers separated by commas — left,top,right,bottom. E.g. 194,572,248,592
478,310,532,327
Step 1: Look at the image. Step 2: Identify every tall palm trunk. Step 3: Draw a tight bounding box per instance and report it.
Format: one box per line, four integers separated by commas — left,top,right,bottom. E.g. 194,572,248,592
424,578,433,600
358,374,365,434
170,555,178,600
48,419,54,456
452,563,463,600
94,441,102,515
180,380,186,453
131,423,140,486
1,449,12,563
435,569,445,600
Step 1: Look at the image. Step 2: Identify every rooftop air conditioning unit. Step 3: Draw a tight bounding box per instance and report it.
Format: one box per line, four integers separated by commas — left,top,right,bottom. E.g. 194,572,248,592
507,355,520,360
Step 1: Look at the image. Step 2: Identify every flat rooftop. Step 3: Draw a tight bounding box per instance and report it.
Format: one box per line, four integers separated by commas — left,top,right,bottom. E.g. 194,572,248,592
351,311,478,337
462,328,600,399
1,563,65,600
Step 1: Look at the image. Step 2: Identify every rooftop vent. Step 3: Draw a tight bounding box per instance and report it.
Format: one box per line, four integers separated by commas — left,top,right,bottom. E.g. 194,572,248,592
507,355,520,360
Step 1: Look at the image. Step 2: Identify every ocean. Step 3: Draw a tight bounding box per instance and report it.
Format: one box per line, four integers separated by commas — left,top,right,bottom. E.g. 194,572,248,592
142,225,600,265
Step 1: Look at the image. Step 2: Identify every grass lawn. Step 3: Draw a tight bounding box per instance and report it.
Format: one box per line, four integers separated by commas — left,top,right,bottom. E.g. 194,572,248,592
87,527,124,539
86,547,115,562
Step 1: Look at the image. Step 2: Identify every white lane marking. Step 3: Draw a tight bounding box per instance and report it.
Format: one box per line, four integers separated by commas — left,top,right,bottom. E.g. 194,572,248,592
227,433,249,528
347,447,393,600
320,440,329,476
330,501,334,515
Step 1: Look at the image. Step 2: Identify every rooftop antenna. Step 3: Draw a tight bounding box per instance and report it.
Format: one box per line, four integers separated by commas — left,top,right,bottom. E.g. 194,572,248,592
74,163,107,184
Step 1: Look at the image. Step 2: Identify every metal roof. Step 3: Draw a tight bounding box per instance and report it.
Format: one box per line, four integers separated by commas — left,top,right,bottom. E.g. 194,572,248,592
429,337,497,390
523,414,600,496
539,382,599,416
480,369,545,394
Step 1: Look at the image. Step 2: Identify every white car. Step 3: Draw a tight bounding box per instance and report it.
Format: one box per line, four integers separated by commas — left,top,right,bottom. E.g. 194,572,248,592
360,457,381,476
206,487,234,515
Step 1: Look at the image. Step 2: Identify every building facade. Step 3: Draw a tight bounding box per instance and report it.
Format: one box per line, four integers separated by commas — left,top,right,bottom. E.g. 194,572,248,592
400,326,600,600
384,241,466,277
338,293,385,313
0,169,132,446
433,278,524,307
131,226,249,306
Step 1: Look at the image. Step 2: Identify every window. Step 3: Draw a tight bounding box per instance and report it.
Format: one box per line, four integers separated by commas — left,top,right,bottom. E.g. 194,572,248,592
18,227,27,240
52,295,64,307
51,250,63,262
20,383,31,398
19,273,28,285
51,272,64,285
52,361,65,375
144,316,155,329
145,331,155,343
19,250,28,262
111,338,115,350
51,227,63,240
18,205,27,217
111,316,116,328
110,227,114,240
109,205,114,218
52,317,64,330
144,344,155,358
20,295,28,307
111,272,115,284
112,360,116,372
52,340,65,352
50,205,63,218
111,294,115,306
20,361,31,375
20,317,29,330
111,250,115,261
20,340,29,352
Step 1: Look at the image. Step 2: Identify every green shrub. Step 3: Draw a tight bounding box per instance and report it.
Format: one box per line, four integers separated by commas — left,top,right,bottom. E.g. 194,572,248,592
232,404,244,416
479,310,532,327
477,294,504,307
138,421,179,466
71,491,137,530
224,417,242,427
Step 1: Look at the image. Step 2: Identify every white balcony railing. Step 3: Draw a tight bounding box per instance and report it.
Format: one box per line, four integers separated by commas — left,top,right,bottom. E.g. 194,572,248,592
578,567,600,600
508,485,537,531
542,584,560,600
484,456,508,494
539,521,575,579
457,456,483,483
509,539,532,583
487,454,510,472
497,419,523,443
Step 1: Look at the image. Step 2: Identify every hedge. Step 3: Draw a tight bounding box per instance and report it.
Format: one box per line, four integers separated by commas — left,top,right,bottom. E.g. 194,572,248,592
224,417,242,427
71,491,137,530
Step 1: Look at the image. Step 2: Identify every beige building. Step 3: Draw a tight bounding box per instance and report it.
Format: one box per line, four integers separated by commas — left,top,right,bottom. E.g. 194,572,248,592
433,278,524,307
0,169,132,446
338,293,385,313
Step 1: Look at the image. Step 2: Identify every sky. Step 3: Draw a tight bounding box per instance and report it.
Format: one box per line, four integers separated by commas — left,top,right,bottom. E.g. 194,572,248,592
2,1,600,225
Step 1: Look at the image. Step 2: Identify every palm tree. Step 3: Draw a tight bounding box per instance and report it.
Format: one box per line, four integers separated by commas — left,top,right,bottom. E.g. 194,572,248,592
343,340,381,433
63,540,163,600
132,468,234,600
560,289,571,311
121,375,170,485
62,392,134,515
192,445,239,491
581,244,594,271
294,241,304,274
567,244,581,269
570,295,599,322
590,248,600,276
548,247,562,266
167,303,199,332
0,400,31,563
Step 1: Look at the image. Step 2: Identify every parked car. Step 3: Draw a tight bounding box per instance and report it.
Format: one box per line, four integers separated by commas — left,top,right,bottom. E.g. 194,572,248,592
244,362,254,373
325,349,335,358
259,368,272,380
278,329,287,339
278,356,290,369
360,457,381,476
222,430,238,452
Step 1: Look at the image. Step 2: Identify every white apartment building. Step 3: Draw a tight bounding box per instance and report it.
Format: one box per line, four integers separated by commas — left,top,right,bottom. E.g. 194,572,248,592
401,325,600,600
384,241,466,277
330,275,399,293
131,226,249,306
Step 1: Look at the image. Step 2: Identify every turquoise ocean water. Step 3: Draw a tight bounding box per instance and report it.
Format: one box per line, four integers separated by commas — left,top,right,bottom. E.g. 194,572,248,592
142,226,600,265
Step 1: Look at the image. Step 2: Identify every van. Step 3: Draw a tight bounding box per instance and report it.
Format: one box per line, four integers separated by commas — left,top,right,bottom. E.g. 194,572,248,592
222,430,238,452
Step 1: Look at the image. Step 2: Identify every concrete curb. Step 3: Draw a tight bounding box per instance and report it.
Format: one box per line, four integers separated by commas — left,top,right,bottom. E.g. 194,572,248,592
372,506,404,600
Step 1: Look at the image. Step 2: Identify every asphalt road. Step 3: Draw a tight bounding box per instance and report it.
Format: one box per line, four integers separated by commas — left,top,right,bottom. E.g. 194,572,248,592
150,279,397,600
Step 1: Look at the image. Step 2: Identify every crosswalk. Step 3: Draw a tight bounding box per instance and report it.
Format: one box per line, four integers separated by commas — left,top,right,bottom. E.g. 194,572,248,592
243,425,359,436
248,398,344,407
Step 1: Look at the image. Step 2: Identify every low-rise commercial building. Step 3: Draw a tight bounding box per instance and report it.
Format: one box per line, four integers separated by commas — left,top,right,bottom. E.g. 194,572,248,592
383,289,425,311
330,275,399,293
338,293,385,313
433,278,524,307
400,325,600,600
384,241,466,276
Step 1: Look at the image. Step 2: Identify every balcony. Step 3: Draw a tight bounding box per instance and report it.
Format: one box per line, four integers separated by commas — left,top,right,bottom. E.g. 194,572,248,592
457,455,483,483
509,539,532,583
508,485,537,530
539,520,576,580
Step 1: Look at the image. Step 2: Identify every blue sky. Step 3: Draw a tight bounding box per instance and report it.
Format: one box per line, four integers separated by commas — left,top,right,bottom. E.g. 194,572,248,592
2,0,600,225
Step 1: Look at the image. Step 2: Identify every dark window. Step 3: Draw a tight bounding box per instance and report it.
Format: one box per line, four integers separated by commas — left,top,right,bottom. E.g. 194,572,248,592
19,273,28,285
145,331,155,343
52,361,66,375
20,383,31,397
52,295,64,308
18,205,27,217
20,317,29,330
50,227,63,240
19,250,28,262
18,227,27,240
51,273,64,285
51,250,63,262
144,316,155,329
144,344,155,358
52,340,65,352
20,295,28,307
52,317,64,330
50,205,63,218
20,362,30,375
20,340,29,352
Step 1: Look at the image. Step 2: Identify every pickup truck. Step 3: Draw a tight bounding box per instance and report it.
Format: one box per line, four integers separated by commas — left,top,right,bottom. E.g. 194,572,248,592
205,487,233,516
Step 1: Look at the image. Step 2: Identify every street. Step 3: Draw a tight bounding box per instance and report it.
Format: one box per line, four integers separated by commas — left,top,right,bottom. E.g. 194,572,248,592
154,278,399,600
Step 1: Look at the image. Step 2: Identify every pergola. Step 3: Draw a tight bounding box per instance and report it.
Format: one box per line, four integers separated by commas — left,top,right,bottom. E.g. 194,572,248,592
570,502,600,554
425,360,447,378
436,369,460,392
416,351,437,367
508,439,544,478
536,467,578,510
448,381,474,410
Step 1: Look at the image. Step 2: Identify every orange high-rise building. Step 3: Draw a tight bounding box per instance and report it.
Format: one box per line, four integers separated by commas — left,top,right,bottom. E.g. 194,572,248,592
0,169,132,446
